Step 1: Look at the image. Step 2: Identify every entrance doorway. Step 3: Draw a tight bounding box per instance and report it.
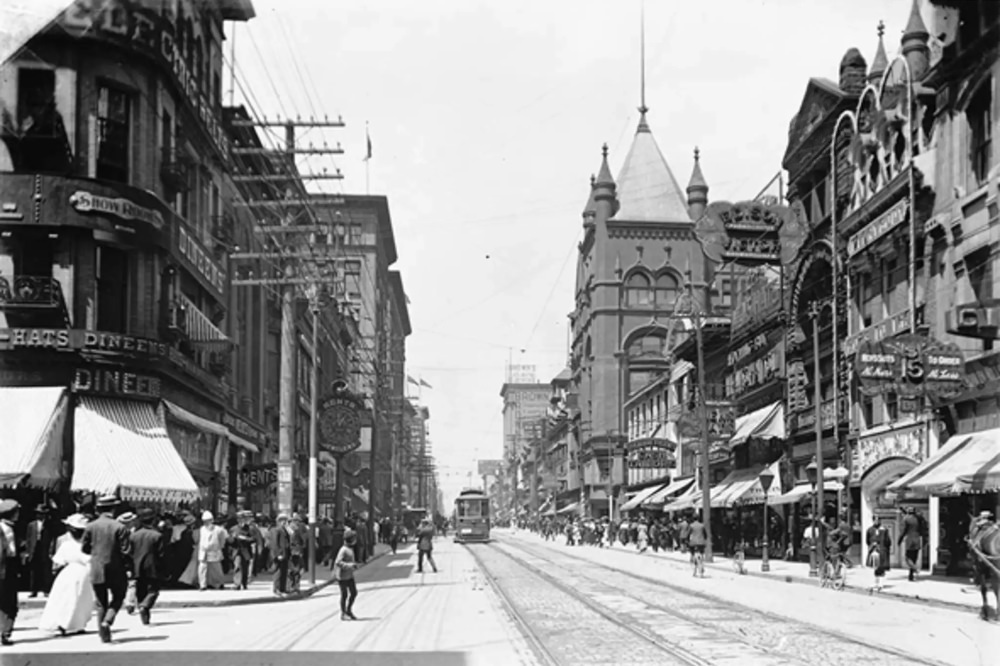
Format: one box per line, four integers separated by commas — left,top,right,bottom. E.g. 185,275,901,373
860,457,929,570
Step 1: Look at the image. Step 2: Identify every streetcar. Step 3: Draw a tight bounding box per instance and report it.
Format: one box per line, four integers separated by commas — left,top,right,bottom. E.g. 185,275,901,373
453,488,491,543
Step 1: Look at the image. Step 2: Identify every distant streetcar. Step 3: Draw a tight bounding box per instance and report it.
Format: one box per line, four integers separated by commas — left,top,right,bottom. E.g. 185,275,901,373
453,488,491,543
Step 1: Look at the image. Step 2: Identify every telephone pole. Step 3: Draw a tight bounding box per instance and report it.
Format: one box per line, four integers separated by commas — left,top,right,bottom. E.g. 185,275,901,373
228,115,346,585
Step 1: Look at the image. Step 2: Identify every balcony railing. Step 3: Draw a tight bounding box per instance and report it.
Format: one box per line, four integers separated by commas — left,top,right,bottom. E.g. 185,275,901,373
0,275,64,307
160,150,193,194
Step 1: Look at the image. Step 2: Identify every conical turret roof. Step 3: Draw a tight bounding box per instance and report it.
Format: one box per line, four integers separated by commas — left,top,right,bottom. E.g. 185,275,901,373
869,21,888,82
613,112,691,223
687,147,708,193
904,0,928,40
582,174,596,217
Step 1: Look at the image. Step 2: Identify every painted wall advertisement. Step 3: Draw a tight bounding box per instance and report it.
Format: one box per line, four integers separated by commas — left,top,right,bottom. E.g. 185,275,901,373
855,334,965,400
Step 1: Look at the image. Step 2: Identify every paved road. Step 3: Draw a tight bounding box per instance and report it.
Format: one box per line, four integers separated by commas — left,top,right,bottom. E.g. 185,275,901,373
1,539,531,666
500,530,1000,666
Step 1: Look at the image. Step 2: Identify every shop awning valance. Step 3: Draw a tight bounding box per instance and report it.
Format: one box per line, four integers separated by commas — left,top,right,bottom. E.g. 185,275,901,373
72,396,200,503
768,480,844,506
620,482,669,512
888,427,1000,495
662,481,700,512
0,387,67,489
179,294,231,347
557,501,580,515
162,400,259,453
729,402,785,448
644,476,695,507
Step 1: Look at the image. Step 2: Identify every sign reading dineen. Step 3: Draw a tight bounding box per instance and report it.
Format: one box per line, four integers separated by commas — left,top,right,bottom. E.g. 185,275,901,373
72,366,161,399
69,191,164,231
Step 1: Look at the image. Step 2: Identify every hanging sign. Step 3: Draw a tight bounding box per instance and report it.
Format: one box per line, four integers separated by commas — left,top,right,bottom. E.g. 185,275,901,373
694,200,809,266
856,334,966,399
317,384,364,455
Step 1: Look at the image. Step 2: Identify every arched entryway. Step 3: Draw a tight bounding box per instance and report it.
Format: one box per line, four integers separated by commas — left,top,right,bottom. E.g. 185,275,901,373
860,457,929,569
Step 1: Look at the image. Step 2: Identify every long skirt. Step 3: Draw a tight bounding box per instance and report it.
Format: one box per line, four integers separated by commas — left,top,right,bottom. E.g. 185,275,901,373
38,563,94,634
198,561,226,590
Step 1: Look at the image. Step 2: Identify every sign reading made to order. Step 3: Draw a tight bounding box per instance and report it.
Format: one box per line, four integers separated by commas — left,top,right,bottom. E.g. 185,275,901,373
855,333,965,400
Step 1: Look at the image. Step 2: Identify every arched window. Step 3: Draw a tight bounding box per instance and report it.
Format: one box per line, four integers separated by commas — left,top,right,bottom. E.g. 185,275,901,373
626,272,653,307
655,273,679,308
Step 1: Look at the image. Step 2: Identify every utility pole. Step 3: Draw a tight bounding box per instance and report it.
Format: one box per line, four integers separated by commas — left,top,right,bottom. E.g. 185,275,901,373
229,116,346,585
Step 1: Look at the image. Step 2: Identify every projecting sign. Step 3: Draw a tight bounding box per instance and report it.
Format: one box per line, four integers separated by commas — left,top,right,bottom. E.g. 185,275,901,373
317,385,364,455
694,200,809,266
856,334,966,399
848,198,908,257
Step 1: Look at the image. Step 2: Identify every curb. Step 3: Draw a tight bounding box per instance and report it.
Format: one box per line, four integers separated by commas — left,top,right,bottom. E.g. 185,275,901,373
510,533,981,615
20,546,394,611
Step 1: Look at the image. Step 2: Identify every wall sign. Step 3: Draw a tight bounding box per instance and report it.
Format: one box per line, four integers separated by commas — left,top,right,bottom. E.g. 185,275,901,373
853,422,926,482
72,366,161,399
222,412,268,448
175,226,226,301
855,334,965,399
240,463,277,491
731,268,782,333
695,200,809,266
847,198,909,257
843,309,911,356
627,449,675,469
69,191,164,231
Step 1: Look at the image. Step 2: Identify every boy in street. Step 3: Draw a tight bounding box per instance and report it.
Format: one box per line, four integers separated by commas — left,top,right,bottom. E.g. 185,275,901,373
416,518,438,573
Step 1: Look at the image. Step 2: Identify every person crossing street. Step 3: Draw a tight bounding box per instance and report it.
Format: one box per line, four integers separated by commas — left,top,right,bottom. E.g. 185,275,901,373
416,518,438,574
334,529,359,620
129,508,164,625
82,495,132,643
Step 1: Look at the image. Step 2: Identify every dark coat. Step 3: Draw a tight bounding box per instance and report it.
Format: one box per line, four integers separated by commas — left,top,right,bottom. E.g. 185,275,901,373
269,525,291,561
229,524,255,559
130,526,164,580
82,513,132,586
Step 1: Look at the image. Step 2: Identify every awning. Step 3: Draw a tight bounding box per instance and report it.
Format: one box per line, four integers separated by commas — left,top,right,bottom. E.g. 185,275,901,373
663,482,701,512
619,482,669,512
729,402,785,448
179,294,231,347
163,400,259,453
557,501,580,515
643,476,695,506
670,360,694,383
713,461,783,507
888,427,1000,495
769,480,844,506
0,387,67,489
72,397,200,502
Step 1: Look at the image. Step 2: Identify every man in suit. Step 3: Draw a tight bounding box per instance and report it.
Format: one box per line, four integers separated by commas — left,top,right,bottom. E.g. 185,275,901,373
24,504,57,598
0,500,21,646
269,513,291,596
229,511,255,591
129,508,164,625
82,495,132,643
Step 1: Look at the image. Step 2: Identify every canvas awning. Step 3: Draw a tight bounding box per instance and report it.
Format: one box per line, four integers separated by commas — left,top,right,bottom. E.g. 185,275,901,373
768,480,844,506
162,400,259,453
888,427,1000,495
729,402,785,448
643,476,695,506
179,294,231,347
620,482,669,512
557,501,580,515
72,397,200,502
670,360,694,383
662,482,700,512
0,386,68,489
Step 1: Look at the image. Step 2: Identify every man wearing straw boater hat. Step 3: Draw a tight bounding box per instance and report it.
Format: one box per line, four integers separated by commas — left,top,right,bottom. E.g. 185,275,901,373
0,499,21,646
82,495,132,643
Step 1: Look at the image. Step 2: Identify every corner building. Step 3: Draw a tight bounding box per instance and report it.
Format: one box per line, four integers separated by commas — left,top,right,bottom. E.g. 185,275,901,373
0,0,257,511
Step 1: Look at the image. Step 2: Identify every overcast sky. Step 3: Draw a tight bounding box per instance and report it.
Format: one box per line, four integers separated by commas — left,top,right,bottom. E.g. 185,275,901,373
231,0,922,506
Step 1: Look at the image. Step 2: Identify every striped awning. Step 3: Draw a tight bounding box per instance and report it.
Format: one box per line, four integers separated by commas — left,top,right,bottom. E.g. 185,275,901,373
662,481,700,512
0,387,67,489
179,294,230,346
729,402,784,448
72,397,200,502
888,427,1000,495
769,480,844,506
620,482,669,512
643,476,695,507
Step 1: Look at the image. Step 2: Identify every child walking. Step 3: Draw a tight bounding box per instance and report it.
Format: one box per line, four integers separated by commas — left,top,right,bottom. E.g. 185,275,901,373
334,529,359,620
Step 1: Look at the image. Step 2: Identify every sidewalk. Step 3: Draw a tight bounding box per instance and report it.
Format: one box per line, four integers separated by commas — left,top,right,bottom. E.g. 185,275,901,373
510,530,984,613
19,543,394,611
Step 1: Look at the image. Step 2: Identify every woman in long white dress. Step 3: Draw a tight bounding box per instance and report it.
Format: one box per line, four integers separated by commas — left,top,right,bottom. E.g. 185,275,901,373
38,514,94,636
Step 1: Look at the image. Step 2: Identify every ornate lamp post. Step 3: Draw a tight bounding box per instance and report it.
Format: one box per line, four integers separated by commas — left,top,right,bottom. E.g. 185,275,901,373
805,456,819,577
759,465,775,572
826,463,850,527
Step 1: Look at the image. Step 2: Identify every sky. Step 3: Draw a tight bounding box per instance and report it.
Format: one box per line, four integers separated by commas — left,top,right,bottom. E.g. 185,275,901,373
229,0,924,507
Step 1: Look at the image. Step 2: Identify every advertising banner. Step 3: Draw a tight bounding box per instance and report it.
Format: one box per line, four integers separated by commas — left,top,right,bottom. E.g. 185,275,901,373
856,334,965,399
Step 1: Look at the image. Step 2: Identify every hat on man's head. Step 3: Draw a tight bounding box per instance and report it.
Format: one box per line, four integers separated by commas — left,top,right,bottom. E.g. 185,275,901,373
344,528,357,545
137,507,156,524
979,510,994,520
35,503,50,514
276,512,289,522
202,511,214,522
0,499,20,518
117,511,137,523
183,513,197,526
96,495,118,509
63,513,88,530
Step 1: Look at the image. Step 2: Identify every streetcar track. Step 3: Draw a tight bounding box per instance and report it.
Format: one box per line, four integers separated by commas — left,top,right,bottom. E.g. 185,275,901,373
468,541,718,666
499,536,950,666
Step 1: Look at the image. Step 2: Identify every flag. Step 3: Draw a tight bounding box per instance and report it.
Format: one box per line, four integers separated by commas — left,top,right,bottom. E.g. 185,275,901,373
364,124,372,161
406,375,419,386
419,379,433,389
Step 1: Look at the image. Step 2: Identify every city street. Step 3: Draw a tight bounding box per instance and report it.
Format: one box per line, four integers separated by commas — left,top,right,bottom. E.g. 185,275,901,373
5,531,999,665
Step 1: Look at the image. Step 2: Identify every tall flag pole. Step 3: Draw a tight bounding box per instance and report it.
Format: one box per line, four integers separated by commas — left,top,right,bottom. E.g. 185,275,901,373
364,121,372,195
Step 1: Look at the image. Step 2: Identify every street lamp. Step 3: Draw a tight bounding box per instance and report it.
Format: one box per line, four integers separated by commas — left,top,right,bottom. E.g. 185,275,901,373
759,465,775,573
805,456,819,577
826,463,850,530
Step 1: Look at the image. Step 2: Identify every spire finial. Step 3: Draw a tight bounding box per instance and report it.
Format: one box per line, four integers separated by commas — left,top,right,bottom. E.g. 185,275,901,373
877,20,885,38
694,146,700,162
639,0,647,116
602,143,609,159
590,173,596,187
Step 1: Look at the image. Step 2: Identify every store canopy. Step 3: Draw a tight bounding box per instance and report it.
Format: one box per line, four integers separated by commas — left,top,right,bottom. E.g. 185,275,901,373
620,482,669,512
557,501,580,515
729,402,785,448
643,476,695,507
0,386,68,489
163,400,259,453
179,294,231,347
768,480,844,506
662,482,701,512
73,397,200,503
888,428,1000,495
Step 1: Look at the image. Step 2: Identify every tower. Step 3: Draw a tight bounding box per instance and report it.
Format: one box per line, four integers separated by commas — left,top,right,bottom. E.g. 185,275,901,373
686,147,709,222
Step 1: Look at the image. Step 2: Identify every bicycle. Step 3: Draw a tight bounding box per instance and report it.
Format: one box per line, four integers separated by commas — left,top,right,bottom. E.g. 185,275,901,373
820,552,849,590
